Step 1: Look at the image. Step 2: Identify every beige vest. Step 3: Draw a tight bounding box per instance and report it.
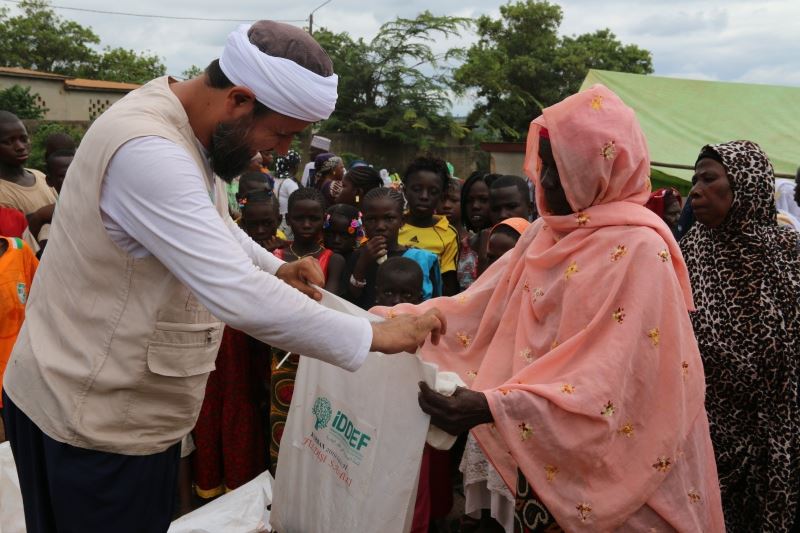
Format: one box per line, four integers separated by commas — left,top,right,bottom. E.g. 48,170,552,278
4,77,226,455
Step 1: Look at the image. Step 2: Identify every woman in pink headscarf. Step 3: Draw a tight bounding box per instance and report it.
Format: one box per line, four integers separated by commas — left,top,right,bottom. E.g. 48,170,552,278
374,85,724,531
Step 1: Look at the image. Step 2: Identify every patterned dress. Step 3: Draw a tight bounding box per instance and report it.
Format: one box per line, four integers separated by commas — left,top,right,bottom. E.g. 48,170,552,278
681,141,800,531
269,246,333,471
193,327,269,497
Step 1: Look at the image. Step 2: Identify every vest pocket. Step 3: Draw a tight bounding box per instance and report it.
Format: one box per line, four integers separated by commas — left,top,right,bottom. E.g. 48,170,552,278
146,321,221,377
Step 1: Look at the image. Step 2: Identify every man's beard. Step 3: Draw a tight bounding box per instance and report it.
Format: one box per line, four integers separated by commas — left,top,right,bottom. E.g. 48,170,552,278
209,118,255,182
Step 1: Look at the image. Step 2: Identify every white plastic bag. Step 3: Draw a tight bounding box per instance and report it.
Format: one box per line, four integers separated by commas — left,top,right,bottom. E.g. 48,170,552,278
168,470,273,533
270,291,437,533
0,441,25,533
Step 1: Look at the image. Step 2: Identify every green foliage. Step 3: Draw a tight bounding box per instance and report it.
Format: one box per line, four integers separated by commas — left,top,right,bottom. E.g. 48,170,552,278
314,11,471,149
27,121,85,171
181,65,204,80
79,47,166,84
0,85,47,119
0,0,99,74
454,0,653,140
0,0,165,83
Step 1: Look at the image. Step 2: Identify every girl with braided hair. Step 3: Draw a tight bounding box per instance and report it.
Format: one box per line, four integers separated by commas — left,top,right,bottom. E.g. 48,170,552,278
335,164,383,209
345,186,441,310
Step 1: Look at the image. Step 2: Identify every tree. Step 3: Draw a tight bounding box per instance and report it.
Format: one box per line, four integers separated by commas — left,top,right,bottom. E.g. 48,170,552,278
181,65,204,80
314,12,471,149
0,85,47,119
454,0,653,140
80,47,165,84
0,0,99,75
0,0,166,83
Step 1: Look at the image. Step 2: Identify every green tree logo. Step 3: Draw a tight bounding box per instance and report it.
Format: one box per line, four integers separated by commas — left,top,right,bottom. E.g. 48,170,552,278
312,397,332,430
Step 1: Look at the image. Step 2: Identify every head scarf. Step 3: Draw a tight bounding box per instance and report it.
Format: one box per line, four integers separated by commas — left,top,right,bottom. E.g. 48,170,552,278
375,85,723,531
491,217,530,237
680,141,800,531
219,23,338,122
314,153,341,178
274,149,300,180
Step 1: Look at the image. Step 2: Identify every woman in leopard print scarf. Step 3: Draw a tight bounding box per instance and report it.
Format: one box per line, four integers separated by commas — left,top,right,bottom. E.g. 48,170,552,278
681,140,800,531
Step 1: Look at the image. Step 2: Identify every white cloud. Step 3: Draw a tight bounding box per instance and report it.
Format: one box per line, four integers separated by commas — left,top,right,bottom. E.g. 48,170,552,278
4,0,798,90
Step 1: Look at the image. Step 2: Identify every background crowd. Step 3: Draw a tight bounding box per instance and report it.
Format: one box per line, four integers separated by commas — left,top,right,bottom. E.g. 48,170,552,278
1,95,799,531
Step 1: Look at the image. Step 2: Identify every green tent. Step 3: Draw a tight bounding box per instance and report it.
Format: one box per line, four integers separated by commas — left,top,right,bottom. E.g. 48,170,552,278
581,70,800,187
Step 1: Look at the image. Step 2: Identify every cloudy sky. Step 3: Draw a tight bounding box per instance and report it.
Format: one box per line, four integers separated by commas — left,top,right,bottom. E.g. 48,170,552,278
7,0,800,111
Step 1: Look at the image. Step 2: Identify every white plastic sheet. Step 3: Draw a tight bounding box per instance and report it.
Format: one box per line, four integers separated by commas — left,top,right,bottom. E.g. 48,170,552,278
168,470,273,533
0,441,25,533
270,290,437,533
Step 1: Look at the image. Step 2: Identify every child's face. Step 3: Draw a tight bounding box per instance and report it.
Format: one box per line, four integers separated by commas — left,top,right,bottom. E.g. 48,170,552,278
361,197,403,241
486,231,519,266
375,272,423,306
437,184,461,227
288,199,324,243
0,120,30,168
490,186,530,225
242,202,281,249
465,180,491,230
324,214,357,255
46,155,73,193
404,171,443,220
336,174,358,206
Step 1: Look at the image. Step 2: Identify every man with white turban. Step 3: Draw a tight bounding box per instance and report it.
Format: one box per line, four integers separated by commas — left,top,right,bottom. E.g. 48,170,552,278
2,21,445,532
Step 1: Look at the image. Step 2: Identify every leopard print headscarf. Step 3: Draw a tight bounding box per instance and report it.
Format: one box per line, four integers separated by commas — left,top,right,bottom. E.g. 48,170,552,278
681,140,800,531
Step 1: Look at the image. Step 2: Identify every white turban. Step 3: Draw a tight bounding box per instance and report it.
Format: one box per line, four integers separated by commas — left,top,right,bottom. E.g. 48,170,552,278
219,24,338,122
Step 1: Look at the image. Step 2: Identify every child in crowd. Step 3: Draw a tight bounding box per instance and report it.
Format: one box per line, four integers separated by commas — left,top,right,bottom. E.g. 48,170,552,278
346,187,441,310
272,150,300,239
457,172,495,291
374,256,424,307
310,153,344,207
323,203,362,261
273,187,344,292
44,149,74,195
335,165,383,209
239,190,285,252
438,177,477,292
488,174,533,225
485,217,530,269
0,236,38,442
43,132,76,160
269,187,345,470
399,156,460,296
191,191,275,505
235,172,270,209
0,112,57,247
470,174,533,273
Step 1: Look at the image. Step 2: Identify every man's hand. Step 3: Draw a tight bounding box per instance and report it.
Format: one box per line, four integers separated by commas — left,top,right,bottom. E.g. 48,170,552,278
417,383,493,435
370,308,447,354
275,256,324,300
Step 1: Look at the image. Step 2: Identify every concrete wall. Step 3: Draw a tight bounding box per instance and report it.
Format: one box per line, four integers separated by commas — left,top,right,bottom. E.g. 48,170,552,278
0,76,126,121
490,152,526,176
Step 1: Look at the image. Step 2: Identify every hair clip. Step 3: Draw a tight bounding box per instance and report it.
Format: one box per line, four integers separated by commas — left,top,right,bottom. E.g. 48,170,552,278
323,213,332,229
238,198,247,209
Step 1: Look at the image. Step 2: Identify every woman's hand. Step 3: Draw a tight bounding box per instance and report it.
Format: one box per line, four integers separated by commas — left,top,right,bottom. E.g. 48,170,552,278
418,383,493,435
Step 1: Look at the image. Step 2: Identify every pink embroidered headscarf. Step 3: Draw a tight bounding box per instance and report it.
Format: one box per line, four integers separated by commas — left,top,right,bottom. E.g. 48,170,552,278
374,85,723,531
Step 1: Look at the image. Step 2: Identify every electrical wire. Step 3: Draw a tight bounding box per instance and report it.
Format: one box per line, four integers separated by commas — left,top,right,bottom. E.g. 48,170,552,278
0,0,307,23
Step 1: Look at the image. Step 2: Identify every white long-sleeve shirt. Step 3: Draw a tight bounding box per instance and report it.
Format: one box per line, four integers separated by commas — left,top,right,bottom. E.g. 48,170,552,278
99,136,371,371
